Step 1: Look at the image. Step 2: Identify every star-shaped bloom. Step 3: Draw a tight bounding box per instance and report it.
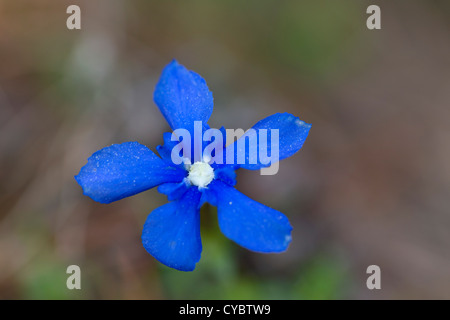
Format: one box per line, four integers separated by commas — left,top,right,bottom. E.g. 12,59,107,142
75,60,311,271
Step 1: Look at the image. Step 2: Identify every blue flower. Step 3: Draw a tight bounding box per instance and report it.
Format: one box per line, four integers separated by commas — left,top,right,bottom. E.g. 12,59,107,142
75,60,311,271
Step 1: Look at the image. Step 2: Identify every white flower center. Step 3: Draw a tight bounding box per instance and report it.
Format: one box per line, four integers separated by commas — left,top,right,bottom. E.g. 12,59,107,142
188,161,214,188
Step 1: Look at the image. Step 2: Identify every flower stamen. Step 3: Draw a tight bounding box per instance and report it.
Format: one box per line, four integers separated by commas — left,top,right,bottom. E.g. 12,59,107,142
187,161,214,188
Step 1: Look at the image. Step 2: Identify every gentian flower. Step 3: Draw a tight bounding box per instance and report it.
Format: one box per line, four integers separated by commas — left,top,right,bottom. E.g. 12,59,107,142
75,60,311,271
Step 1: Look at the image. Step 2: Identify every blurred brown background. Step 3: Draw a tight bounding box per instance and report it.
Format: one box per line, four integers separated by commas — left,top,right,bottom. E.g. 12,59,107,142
0,0,449,299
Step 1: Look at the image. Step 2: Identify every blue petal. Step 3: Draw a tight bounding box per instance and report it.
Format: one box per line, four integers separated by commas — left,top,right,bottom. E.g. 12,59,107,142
206,180,292,253
156,132,184,166
157,124,212,166
227,113,311,170
75,142,186,204
206,126,238,185
154,60,214,132
214,165,237,187
142,188,202,271
158,180,190,201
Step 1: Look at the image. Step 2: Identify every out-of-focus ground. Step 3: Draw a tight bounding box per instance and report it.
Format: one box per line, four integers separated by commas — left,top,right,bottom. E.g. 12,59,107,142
0,0,449,299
